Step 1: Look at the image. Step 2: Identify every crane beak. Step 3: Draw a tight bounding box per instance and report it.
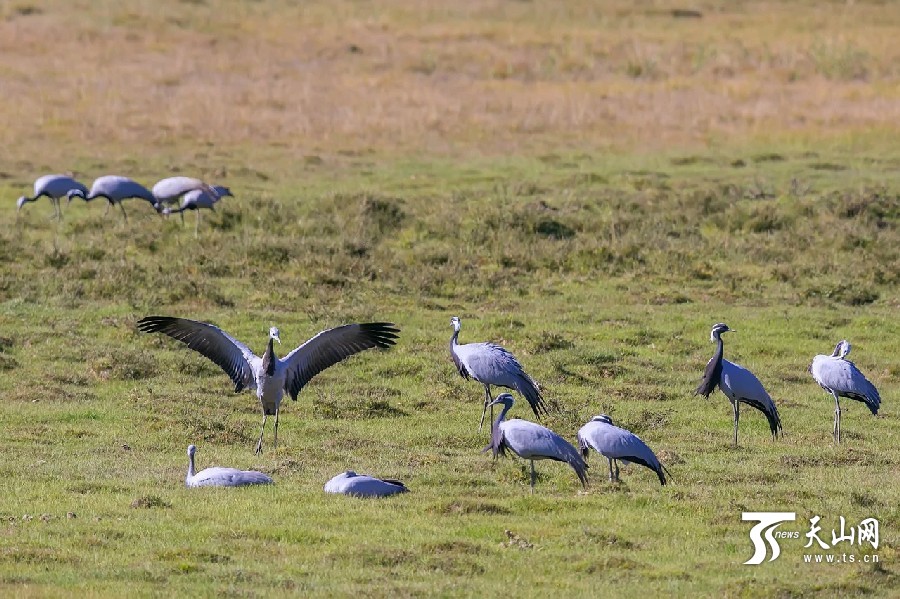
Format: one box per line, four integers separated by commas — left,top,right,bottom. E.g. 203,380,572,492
274,335,281,344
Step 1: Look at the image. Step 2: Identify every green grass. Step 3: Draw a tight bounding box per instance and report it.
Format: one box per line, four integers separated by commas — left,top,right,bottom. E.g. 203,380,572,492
1,149,898,597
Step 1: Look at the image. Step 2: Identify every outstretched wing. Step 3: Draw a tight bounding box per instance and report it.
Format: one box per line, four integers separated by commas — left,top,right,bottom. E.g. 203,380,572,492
137,316,258,392
280,322,399,400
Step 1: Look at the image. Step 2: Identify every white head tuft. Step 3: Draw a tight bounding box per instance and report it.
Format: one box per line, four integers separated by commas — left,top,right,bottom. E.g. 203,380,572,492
838,340,852,359
187,444,197,457
709,322,731,342
450,316,461,332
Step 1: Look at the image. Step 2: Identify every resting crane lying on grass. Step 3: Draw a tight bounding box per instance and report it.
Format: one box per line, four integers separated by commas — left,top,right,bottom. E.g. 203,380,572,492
577,414,670,485
449,316,548,430
809,340,881,444
484,393,587,493
185,445,273,487
138,317,399,454
324,471,408,497
695,323,782,446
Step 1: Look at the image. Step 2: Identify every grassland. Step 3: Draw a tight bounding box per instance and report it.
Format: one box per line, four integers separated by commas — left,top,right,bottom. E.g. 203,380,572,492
1,1,899,597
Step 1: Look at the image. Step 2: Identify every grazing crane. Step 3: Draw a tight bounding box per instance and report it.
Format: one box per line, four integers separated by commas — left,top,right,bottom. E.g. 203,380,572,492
695,323,782,446
324,471,408,497
67,175,161,222
137,317,399,454
449,316,548,429
809,340,881,443
164,185,233,233
185,445,273,487
16,174,87,220
577,414,670,485
152,176,221,211
484,393,587,493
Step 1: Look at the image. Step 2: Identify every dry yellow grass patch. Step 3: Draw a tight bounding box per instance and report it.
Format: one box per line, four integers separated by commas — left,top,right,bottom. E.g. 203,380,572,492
1,0,899,166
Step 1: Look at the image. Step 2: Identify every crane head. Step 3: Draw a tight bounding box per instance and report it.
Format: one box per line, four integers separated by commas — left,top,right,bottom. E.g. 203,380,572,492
213,186,233,199
709,322,731,342
837,340,851,359
66,189,86,204
450,316,461,332
269,327,281,344
187,444,197,457
591,414,614,425
487,393,515,409
15,196,29,211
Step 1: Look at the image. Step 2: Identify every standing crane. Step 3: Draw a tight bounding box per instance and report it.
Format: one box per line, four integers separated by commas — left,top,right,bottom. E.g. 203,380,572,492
67,176,161,222
137,317,399,454
484,393,587,493
449,316,547,429
809,340,881,443
16,174,87,220
164,185,233,233
577,414,669,485
151,176,221,211
695,323,782,446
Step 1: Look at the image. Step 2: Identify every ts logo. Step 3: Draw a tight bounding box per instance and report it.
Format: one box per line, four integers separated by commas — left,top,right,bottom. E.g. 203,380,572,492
742,512,797,565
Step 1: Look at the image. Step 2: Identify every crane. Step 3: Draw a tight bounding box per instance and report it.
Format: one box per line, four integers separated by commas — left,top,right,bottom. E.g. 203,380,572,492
138,317,399,454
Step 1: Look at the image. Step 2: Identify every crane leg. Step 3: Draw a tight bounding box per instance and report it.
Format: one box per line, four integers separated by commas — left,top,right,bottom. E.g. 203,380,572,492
479,385,492,431
53,198,61,221
179,210,185,226
832,392,841,444
195,211,201,237
614,459,620,481
119,202,128,223
273,408,279,451
607,458,615,482
104,202,111,217
255,412,268,455
530,460,536,494
732,401,740,447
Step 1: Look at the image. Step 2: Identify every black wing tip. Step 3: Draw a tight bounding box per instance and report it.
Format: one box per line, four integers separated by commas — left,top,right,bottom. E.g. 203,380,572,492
136,315,178,332
360,322,401,347
576,463,589,487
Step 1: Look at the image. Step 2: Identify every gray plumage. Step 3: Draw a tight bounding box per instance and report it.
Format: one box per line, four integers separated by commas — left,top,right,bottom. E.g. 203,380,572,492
163,185,234,232
695,323,782,446
450,316,547,429
152,176,221,208
484,393,587,492
16,174,87,220
577,415,669,485
810,339,881,443
324,471,408,497
67,175,160,222
138,317,399,454
185,445,273,487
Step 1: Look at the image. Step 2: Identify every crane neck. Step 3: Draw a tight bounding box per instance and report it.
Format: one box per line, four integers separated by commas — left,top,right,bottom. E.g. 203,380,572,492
713,334,724,358
450,328,460,348
187,453,196,479
262,337,277,376
493,402,512,431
